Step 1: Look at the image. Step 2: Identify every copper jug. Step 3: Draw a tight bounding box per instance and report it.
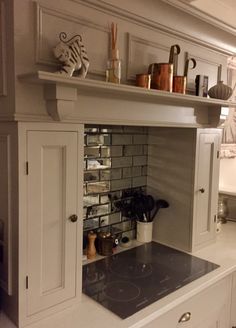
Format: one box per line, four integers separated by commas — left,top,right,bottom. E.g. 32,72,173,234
148,44,180,92
173,58,196,94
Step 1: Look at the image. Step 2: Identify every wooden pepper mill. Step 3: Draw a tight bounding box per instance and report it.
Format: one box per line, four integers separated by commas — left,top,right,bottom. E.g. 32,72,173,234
87,231,97,259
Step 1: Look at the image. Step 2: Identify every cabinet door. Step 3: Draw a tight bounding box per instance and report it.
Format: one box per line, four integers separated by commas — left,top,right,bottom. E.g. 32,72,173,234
193,304,230,328
193,130,221,248
27,130,79,316
231,272,236,327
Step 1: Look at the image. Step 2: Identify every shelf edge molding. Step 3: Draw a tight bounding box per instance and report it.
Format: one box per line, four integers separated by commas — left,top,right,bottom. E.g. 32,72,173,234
18,71,235,126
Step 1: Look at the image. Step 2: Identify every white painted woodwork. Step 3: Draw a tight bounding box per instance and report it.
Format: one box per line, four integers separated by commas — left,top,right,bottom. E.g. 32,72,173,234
18,71,235,127
8,0,234,121
141,276,231,328
0,122,84,327
231,272,236,327
1,0,236,326
147,128,221,252
0,134,12,295
162,0,236,35
193,130,221,248
27,130,78,315
0,1,7,96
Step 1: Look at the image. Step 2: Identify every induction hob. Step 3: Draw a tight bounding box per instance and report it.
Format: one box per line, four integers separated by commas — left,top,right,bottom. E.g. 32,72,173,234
82,242,219,319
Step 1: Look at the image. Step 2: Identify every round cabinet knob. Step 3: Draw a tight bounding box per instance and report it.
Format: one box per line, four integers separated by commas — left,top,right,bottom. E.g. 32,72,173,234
178,312,191,323
199,188,205,193
69,214,78,223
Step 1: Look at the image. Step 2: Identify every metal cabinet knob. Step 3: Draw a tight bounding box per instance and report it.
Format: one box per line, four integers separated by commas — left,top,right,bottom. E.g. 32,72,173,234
69,214,78,223
199,188,205,193
178,312,191,323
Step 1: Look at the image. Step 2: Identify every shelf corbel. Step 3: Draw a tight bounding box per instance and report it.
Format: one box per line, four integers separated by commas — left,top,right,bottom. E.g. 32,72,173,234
43,83,77,121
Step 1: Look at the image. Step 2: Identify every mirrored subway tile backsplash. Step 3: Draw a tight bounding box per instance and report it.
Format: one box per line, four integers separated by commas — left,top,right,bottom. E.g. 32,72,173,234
83,125,148,243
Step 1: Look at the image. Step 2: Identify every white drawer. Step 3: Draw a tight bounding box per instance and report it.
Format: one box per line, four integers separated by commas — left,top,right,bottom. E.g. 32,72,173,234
142,276,231,328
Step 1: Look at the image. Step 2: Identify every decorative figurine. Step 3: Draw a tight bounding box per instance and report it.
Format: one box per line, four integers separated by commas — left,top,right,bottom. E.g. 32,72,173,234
53,32,89,78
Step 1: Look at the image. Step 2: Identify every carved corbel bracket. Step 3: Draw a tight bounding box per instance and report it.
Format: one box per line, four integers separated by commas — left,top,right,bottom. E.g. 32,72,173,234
43,84,77,121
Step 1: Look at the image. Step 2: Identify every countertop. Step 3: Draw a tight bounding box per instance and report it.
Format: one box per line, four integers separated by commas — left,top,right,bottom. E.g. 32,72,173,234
1,222,236,328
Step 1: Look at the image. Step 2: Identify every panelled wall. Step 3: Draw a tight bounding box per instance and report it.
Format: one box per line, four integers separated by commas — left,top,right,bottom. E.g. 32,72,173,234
9,0,234,121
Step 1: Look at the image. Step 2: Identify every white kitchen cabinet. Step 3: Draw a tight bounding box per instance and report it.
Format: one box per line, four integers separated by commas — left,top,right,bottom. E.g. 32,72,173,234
20,123,84,324
148,128,221,252
142,275,231,328
192,130,221,249
0,123,84,327
231,271,236,327
26,130,80,315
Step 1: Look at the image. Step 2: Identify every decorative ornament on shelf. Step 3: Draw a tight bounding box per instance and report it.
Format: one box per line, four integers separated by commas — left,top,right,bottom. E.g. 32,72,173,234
106,23,121,84
53,32,89,78
208,64,233,100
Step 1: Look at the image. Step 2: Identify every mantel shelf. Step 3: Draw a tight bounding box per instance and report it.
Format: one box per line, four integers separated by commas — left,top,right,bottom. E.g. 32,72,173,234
18,71,235,126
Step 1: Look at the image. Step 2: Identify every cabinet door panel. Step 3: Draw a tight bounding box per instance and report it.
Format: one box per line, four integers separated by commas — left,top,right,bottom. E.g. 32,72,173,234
194,131,220,247
27,131,78,316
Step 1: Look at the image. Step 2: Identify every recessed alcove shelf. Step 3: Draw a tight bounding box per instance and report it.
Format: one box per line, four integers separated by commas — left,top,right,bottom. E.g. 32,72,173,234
19,71,235,127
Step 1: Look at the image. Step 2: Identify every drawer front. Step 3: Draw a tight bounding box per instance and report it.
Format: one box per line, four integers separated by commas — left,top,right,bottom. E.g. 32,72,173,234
143,276,231,328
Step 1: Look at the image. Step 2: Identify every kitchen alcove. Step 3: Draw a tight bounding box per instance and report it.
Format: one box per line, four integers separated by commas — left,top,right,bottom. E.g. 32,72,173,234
82,123,221,253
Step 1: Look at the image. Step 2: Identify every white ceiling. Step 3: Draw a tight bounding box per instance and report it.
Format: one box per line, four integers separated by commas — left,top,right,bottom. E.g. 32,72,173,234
185,0,236,29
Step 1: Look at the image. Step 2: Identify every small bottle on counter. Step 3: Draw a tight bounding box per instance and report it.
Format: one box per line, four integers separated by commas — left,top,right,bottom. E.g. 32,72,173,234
87,231,97,260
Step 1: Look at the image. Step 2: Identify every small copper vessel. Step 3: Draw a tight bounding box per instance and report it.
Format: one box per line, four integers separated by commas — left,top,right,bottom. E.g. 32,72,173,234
148,44,180,92
173,76,187,94
136,74,151,89
150,63,174,92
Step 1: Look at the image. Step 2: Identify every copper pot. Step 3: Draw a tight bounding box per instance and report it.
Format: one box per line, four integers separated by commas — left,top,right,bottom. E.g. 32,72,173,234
148,44,180,92
149,63,173,92
173,76,187,94
136,74,151,89
173,58,196,94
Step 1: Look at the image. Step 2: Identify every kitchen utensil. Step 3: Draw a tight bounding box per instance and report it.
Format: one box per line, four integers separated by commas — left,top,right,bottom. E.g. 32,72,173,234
184,58,197,78
136,73,151,89
150,199,169,221
97,231,114,256
131,194,146,221
148,44,180,92
136,221,153,243
173,58,196,94
87,231,97,259
173,76,187,94
144,195,155,221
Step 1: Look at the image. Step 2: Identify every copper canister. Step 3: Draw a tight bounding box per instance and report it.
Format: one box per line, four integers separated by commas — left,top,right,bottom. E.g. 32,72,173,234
173,76,187,94
136,74,151,89
149,63,174,92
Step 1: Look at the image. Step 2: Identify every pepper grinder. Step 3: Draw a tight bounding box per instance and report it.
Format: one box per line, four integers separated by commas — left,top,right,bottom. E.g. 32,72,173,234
87,231,97,259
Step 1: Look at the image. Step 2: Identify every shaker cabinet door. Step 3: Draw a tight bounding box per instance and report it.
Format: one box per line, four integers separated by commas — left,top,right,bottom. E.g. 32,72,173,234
193,130,221,248
26,130,79,316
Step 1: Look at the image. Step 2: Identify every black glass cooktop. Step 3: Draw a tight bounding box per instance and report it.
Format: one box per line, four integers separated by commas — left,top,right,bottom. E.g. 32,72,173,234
82,242,219,319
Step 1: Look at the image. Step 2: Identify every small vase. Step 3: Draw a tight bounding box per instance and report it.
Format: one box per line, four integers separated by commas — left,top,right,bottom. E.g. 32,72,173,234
208,81,233,100
106,48,121,84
